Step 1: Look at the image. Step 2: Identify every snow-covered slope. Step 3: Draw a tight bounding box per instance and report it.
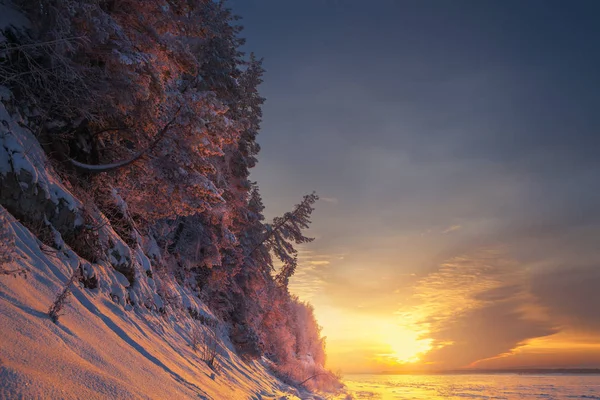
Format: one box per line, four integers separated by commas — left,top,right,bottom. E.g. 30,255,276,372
0,3,339,396
0,85,320,399
0,211,315,399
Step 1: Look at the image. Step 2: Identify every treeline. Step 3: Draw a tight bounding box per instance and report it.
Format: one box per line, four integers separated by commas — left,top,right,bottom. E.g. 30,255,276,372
0,0,337,391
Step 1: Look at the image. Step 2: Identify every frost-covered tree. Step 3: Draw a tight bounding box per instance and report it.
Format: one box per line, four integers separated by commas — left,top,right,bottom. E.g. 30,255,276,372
264,192,319,288
1,1,338,391
3,0,254,223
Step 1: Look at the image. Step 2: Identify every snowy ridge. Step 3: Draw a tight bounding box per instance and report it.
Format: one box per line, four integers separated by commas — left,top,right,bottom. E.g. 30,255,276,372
0,209,316,399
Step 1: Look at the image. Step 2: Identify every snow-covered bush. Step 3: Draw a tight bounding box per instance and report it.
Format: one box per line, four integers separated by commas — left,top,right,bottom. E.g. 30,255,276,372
48,266,80,323
0,209,18,271
199,324,220,372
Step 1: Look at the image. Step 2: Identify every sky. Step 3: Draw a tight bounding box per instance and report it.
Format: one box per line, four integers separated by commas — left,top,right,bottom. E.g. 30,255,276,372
229,0,600,373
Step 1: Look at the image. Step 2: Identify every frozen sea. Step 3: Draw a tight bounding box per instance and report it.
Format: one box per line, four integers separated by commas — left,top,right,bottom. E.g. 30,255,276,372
343,373,600,399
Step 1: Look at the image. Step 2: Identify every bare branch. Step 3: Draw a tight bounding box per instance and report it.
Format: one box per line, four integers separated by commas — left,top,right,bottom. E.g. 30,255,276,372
48,265,81,323
68,107,181,173
91,126,130,137
299,372,327,386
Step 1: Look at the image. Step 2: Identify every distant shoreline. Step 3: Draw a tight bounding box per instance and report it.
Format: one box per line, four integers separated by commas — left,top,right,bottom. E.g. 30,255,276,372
359,369,600,375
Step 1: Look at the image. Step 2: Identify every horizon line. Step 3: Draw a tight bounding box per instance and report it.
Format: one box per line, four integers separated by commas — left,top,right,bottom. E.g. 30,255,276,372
344,368,600,376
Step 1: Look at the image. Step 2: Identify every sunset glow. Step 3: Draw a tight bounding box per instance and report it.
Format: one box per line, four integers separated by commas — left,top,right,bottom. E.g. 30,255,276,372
241,0,600,366
381,323,432,364
291,244,600,373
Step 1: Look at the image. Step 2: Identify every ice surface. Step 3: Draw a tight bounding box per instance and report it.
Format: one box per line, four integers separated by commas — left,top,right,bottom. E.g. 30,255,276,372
341,373,600,400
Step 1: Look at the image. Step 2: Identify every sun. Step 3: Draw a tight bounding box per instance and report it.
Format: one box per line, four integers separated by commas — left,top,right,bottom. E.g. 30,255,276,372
381,322,433,364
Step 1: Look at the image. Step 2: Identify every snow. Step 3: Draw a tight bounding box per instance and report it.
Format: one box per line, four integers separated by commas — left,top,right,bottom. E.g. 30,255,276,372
0,211,319,399
0,87,322,400
0,89,80,214
0,1,29,34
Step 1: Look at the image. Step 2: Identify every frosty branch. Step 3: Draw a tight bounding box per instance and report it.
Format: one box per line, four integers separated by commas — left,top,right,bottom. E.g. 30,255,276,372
68,107,182,173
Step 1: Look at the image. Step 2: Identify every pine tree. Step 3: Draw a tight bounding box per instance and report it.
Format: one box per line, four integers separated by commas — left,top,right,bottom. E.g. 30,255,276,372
264,192,319,288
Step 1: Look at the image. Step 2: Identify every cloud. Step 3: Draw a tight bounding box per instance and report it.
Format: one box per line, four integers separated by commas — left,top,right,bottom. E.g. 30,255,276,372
400,248,557,369
422,301,557,368
320,197,339,204
289,270,326,300
441,224,462,234
531,266,600,331
306,260,330,267
289,249,344,299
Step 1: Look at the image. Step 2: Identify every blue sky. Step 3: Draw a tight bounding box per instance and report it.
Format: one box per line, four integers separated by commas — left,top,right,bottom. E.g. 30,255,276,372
230,0,600,371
